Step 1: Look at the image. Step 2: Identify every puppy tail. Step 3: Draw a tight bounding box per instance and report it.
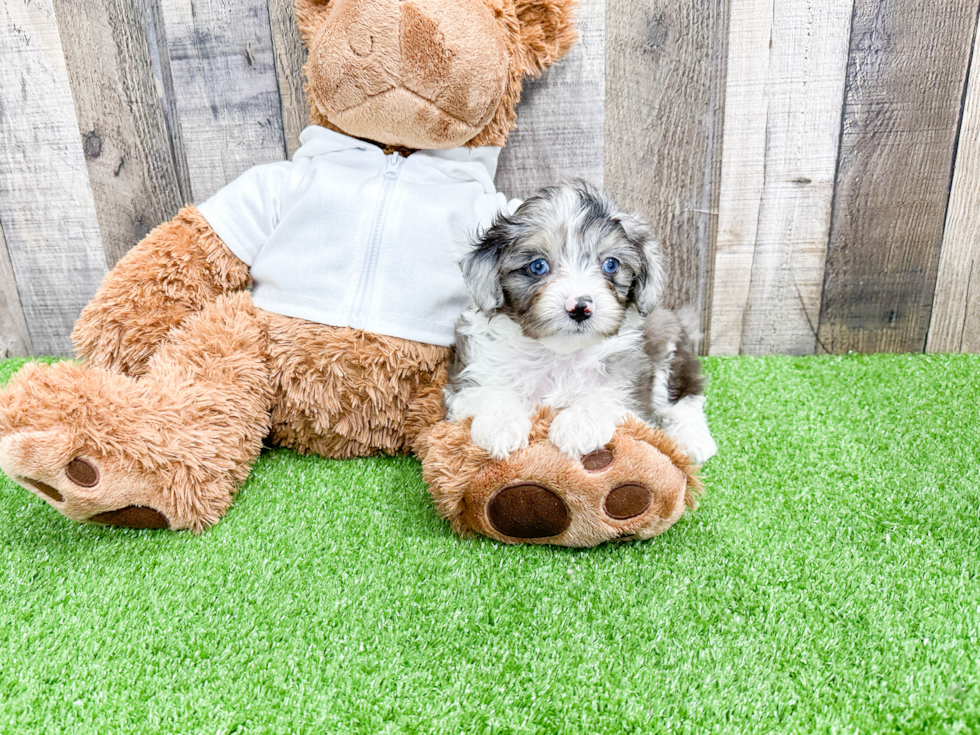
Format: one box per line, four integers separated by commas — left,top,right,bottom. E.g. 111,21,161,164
644,306,707,401
644,305,702,359
674,305,703,353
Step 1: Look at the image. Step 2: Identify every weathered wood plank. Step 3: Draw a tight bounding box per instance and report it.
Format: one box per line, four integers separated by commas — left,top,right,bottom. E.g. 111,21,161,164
496,0,604,198
926,23,980,353
605,0,729,342
0,223,33,359
737,0,852,356
269,0,310,157
817,0,980,354
709,0,852,356
0,0,109,357
706,0,772,355
52,0,183,268
157,0,288,202
144,0,193,204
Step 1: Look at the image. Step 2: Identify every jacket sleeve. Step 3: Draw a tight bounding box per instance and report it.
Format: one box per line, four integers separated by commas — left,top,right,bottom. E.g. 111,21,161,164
197,160,296,266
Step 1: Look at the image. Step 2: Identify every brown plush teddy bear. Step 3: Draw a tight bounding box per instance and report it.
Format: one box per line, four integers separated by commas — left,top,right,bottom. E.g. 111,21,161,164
0,0,699,546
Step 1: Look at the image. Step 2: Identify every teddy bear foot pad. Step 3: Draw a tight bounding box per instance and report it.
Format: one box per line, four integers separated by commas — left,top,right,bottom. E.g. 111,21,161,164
23,456,169,528
4,447,171,529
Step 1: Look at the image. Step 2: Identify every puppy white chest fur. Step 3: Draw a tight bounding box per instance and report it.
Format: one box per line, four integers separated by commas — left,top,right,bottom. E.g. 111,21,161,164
449,309,641,411
446,309,645,459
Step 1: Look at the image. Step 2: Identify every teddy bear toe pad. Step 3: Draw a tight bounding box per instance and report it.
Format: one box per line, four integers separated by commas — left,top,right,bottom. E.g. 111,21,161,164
21,476,64,503
581,448,614,471
65,458,99,487
603,482,653,519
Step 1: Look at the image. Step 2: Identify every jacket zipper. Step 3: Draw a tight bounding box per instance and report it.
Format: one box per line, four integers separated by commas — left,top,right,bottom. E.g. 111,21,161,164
350,152,403,328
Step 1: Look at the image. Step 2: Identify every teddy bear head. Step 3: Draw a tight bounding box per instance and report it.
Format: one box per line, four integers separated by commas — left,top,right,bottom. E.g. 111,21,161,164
295,0,577,150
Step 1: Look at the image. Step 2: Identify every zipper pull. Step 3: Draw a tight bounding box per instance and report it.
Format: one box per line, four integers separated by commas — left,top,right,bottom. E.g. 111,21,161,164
385,152,403,178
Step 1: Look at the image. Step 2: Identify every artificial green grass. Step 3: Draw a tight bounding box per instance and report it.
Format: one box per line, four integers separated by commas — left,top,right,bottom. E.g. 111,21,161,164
0,354,979,733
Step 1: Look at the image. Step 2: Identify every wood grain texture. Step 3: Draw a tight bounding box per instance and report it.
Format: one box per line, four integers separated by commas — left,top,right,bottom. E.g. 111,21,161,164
0,224,33,359
736,0,852,356
53,0,183,267
144,0,193,204
269,0,310,157
709,0,852,356
707,0,771,355
605,0,729,342
157,0,288,202
817,0,980,354
496,0,604,198
0,0,109,357
927,23,980,353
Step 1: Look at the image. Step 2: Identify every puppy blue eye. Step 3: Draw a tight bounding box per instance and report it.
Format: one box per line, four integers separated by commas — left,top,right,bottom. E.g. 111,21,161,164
602,257,620,274
527,258,550,276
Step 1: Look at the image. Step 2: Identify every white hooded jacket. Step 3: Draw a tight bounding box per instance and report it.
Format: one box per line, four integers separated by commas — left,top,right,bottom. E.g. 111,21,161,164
198,126,516,347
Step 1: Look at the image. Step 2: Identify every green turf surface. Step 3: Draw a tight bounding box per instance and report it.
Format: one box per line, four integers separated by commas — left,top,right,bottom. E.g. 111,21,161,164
0,354,979,733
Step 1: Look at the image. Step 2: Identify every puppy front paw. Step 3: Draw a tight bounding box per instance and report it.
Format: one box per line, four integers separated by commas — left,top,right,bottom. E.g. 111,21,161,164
471,412,532,460
668,423,718,464
548,405,619,458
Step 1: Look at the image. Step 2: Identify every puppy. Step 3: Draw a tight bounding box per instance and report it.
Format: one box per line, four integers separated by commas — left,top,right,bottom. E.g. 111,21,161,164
445,181,718,463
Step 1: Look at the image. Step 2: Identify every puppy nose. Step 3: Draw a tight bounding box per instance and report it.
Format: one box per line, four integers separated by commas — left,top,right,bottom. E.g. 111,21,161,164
565,296,593,322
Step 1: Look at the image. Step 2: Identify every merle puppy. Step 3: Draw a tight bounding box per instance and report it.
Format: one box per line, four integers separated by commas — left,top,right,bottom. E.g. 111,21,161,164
444,180,718,464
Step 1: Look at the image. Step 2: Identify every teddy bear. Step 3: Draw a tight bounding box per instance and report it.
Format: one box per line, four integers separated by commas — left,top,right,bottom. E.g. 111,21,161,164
0,0,700,546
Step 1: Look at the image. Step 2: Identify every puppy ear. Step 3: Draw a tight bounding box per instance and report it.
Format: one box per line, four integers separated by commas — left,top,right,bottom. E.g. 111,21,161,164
461,238,505,314
514,0,578,76
619,213,664,316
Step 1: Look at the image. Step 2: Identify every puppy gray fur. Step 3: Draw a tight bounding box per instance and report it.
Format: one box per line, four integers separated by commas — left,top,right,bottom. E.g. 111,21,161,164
445,180,718,463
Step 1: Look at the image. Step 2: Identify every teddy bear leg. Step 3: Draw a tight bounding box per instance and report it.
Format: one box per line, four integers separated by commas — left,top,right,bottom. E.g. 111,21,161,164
71,206,251,378
418,410,702,547
0,292,272,532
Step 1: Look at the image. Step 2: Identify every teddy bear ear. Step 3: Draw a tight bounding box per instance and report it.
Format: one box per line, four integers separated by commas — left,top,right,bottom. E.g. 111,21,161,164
294,0,333,48
513,0,578,76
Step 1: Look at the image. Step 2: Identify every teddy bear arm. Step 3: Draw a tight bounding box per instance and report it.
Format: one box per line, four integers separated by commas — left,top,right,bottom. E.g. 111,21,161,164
72,206,251,377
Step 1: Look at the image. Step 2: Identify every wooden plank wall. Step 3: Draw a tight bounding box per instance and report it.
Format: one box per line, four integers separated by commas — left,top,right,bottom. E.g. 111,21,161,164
3,0,980,357
605,0,729,341
818,0,980,354
927,18,980,353
497,0,605,196
0,0,108,357
709,0,851,356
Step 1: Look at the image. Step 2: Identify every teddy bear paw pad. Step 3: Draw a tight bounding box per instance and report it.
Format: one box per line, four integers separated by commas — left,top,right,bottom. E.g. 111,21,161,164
1,441,173,530
66,458,99,487
22,477,64,502
581,448,614,471
89,506,170,529
486,482,571,539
